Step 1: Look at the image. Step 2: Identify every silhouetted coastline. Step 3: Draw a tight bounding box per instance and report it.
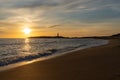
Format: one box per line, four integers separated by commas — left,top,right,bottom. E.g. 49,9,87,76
29,36,65,38
29,33,120,39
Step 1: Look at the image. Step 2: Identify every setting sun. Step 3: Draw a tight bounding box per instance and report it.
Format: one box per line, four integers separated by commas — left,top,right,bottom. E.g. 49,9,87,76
23,27,31,35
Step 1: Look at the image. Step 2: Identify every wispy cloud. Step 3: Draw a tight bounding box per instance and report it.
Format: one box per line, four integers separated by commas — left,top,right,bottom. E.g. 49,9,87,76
0,0,120,37
48,25,61,28
0,0,120,23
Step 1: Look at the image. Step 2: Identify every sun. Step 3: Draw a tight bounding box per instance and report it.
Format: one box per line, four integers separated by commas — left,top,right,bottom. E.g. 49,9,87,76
23,27,31,34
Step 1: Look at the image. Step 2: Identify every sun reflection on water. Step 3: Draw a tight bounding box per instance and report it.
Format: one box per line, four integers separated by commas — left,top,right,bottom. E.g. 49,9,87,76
23,38,31,54
25,38,29,43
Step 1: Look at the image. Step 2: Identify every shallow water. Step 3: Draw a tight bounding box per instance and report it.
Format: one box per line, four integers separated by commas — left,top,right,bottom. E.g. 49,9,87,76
0,38,108,66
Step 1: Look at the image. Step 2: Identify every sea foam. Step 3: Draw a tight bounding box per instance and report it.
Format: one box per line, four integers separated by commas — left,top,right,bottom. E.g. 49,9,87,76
0,38,108,67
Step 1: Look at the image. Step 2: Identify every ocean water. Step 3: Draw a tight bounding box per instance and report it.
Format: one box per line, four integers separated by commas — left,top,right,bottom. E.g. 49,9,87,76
0,38,108,67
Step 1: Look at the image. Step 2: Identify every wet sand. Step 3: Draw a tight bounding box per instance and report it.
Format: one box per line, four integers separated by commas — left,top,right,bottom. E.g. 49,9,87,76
0,39,120,80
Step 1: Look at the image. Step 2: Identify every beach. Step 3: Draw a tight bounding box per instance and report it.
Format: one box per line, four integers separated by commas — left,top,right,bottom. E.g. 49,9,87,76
0,39,120,80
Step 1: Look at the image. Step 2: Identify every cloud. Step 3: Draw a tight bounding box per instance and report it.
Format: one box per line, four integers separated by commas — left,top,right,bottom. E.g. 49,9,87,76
0,30,5,33
0,0,120,29
48,25,61,28
0,21,20,27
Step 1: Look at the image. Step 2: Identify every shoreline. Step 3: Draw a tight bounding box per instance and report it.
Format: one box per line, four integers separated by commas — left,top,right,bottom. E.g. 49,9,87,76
0,39,120,80
0,39,108,72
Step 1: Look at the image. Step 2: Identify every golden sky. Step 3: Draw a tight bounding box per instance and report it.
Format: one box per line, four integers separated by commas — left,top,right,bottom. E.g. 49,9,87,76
0,0,120,38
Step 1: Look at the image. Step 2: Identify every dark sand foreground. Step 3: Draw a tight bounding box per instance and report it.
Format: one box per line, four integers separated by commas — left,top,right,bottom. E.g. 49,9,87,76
0,39,120,80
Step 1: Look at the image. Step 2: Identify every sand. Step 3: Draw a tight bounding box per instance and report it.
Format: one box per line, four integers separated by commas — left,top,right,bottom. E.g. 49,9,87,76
0,39,120,80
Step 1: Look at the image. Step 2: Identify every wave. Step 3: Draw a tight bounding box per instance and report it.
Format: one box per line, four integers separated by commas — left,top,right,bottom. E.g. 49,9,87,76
0,38,108,67
0,44,87,66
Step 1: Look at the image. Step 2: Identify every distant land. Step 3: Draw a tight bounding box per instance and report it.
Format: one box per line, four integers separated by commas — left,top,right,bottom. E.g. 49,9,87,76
29,33,120,39
29,33,68,38
82,33,120,39
29,36,65,38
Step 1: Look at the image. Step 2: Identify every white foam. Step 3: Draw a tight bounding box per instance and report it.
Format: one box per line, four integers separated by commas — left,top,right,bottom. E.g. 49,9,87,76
0,39,109,72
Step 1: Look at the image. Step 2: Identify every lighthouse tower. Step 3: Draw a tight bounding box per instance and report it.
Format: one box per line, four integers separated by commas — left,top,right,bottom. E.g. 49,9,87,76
57,33,59,37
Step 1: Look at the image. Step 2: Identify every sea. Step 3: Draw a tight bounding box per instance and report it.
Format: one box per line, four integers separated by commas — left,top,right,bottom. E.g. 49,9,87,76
0,38,108,69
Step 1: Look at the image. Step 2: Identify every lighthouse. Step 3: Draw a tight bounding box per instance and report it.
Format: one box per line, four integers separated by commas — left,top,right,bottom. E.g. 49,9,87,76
57,33,60,37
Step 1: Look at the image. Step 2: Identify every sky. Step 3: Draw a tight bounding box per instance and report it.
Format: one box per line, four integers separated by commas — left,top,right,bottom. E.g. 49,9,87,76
0,0,120,38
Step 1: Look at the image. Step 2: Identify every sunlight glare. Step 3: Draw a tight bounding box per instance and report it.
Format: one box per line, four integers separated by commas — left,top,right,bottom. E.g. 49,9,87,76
23,27,31,35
